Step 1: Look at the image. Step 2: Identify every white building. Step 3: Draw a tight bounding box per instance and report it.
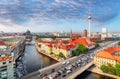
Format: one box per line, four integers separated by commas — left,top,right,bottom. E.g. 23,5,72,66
101,27,108,40
0,55,15,79
102,27,107,33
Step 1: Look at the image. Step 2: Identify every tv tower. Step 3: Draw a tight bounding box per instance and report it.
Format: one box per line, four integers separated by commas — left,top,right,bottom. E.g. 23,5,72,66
88,15,91,38
88,1,92,38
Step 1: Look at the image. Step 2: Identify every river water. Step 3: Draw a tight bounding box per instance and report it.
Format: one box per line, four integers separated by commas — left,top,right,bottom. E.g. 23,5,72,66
75,71,115,79
22,44,57,74
17,43,115,79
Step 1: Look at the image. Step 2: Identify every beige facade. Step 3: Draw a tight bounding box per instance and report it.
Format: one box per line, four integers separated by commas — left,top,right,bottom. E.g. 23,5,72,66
94,57,117,68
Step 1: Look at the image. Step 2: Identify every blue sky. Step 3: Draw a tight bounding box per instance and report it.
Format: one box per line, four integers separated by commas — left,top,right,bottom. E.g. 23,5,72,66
0,0,120,32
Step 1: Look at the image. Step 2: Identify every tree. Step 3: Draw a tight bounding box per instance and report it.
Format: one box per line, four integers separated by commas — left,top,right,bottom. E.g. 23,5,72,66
100,65,108,73
95,40,103,43
76,44,88,53
71,44,88,56
50,52,54,55
107,63,116,75
71,50,79,56
118,41,120,46
59,52,66,59
38,44,41,48
115,63,120,76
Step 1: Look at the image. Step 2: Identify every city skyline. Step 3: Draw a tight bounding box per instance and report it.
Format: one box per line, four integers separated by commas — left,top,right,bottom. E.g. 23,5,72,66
0,0,120,32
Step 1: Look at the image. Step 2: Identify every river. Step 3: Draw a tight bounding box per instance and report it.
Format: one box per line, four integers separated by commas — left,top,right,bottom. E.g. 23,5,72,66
17,42,115,79
16,44,57,78
75,71,115,79
22,44,57,73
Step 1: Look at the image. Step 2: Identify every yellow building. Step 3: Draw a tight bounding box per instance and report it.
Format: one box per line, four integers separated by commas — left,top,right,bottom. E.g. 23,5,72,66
94,47,120,68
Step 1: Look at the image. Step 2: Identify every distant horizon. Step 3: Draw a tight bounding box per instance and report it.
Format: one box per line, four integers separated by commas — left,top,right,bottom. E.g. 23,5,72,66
1,30,120,33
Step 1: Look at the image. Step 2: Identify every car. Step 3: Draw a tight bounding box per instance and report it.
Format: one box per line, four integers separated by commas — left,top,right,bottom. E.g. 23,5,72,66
51,69,55,73
62,61,66,65
61,68,66,73
66,65,72,70
43,76,49,79
52,72,58,78
58,70,63,74
66,61,70,64
77,64,81,67
39,73,42,77
66,70,72,74
48,75,53,79
78,60,81,62
44,74,48,76
56,71,61,76
62,74,66,77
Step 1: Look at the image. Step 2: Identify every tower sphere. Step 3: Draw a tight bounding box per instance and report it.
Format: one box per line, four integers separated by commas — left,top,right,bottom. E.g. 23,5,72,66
88,15,91,19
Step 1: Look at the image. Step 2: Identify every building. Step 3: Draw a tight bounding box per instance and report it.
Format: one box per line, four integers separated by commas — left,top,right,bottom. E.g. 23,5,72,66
101,28,108,40
24,30,32,43
36,37,96,58
0,40,7,51
0,55,15,79
0,36,25,79
71,37,95,49
83,29,87,37
94,47,120,69
102,27,107,33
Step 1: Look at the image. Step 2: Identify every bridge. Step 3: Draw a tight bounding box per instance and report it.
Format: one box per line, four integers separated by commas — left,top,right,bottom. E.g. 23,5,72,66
66,61,94,79
21,57,94,79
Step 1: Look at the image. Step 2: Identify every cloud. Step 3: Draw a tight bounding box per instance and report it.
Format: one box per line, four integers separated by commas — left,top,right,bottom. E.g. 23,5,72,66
0,0,119,26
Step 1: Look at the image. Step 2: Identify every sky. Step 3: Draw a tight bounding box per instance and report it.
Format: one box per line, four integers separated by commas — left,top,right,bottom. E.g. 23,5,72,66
0,0,120,32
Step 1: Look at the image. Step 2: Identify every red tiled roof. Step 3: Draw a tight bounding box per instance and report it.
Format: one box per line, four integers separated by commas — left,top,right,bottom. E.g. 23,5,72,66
95,47,120,62
0,56,13,62
71,37,95,47
72,34,78,37
0,41,5,46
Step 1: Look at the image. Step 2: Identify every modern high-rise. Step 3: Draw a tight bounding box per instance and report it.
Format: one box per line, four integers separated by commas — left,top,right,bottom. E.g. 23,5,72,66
101,27,108,40
102,27,107,33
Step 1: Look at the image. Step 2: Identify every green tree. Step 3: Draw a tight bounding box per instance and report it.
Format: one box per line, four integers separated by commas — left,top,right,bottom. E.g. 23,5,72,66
71,44,88,56
36,35,40,40
52,36,57,40
95,40,103,43
59,52,66,59
76,44,88,53
71,50,79,56
100,65,108,73
38,44,41,48
107,63,116,75
50,52,54,55
118,41,120,46
115,63,120,76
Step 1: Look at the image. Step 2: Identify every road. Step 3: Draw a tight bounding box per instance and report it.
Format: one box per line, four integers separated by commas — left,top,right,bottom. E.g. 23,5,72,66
22,41,118,79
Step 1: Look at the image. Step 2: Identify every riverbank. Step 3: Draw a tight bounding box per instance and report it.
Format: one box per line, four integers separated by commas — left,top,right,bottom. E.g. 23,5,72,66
35,43,61,62
88,67,120,79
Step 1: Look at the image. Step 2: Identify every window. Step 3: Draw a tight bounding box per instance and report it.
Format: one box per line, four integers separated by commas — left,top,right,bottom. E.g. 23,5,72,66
3,62,6,65
0,66,7,69
1,69,7,72
9,61,12,63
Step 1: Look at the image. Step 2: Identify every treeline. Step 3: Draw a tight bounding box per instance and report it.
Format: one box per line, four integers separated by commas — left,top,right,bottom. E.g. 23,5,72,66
100,63,120,76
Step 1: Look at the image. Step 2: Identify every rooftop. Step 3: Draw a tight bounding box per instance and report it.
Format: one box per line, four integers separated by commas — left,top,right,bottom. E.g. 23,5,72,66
95,47,120,62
